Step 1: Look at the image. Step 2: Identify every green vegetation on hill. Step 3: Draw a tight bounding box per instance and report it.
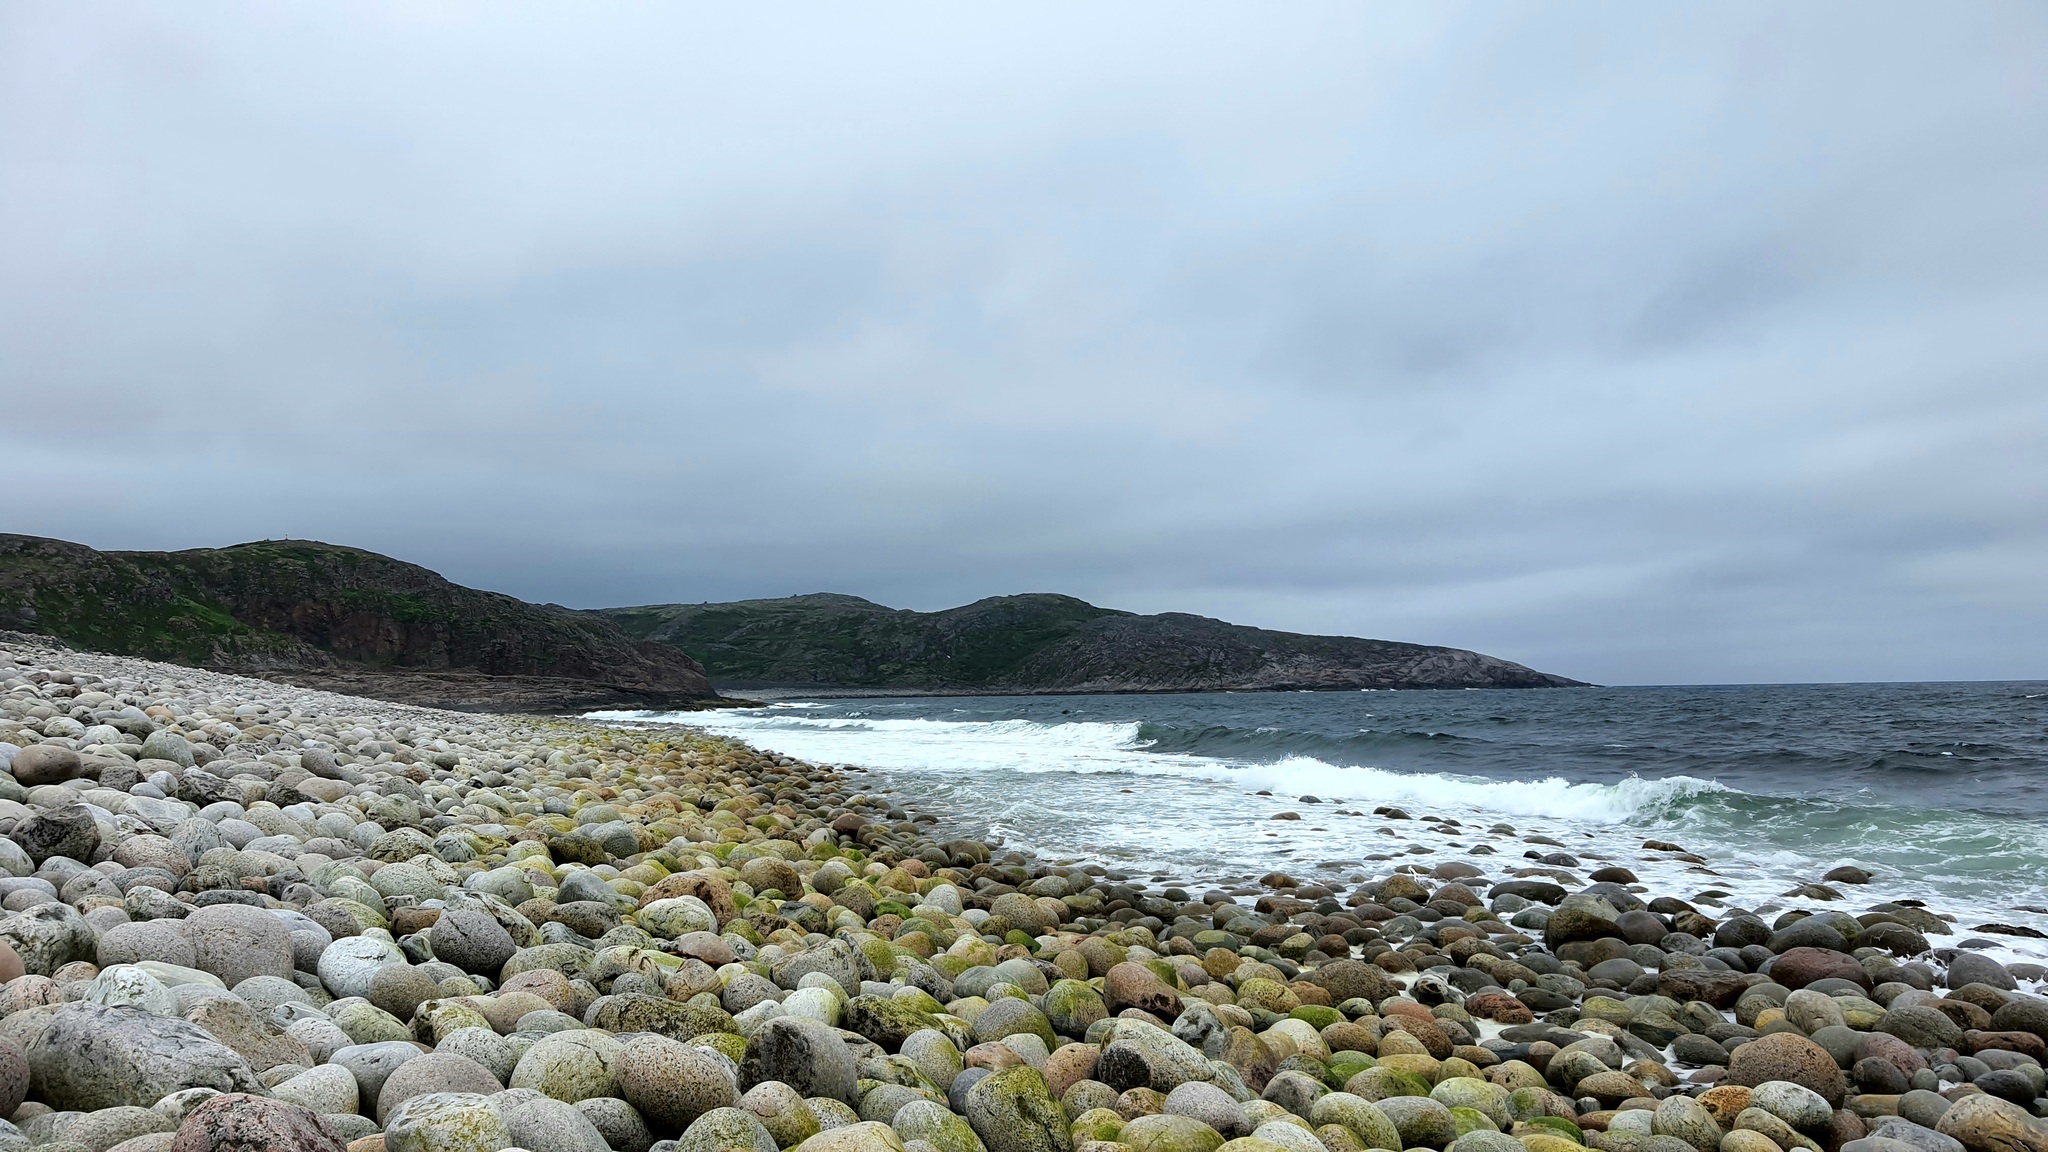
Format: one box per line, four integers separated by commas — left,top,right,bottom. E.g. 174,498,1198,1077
0,535,714,708
601,592,1583,692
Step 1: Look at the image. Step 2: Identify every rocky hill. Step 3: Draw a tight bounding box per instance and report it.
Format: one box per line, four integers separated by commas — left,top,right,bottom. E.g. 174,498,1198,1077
0,535,717,711
601,592,1583,692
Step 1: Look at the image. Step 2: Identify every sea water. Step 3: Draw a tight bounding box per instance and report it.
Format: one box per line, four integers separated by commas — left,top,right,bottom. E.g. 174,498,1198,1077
593,681,2048,950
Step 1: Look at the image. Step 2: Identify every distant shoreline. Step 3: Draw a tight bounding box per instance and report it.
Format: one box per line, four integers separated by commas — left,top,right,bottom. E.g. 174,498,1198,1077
698,682,1597,701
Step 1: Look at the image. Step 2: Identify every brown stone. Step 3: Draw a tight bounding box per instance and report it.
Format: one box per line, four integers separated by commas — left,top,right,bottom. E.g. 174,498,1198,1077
1307,959,1399,1007
1727,1032,1849,1107
9,744,83,786
637,872,737,925
1577,1071,1648,1106
1770,947,1872,990
1964,1030,2048,1060
1466,991,1536,1024
171,1092,349,1152
1044,1042,1100,1098
1103,962,1180,1018
1937,1094,2048,1152
1657,968,1755,1008
1697,1085,1752,1128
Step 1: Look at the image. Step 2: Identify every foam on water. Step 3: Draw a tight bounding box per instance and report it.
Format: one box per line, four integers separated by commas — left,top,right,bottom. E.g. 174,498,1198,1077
591,702,2048,952
599,709,1729,822
1235,756,1729,820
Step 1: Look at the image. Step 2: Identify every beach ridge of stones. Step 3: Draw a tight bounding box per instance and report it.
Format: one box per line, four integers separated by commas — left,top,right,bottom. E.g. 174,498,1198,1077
0,638,2040,1152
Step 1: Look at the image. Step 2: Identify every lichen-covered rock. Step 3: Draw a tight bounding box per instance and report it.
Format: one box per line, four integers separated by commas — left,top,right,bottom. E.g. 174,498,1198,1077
378,1053,505,1124
971,998,1058,1050
963,1066,1073,1152
1543,894,1620,948
317,935,406,999
1750,1082,1832,1133
588,992,738,1040
1043,980,1108,1039
1104,963,1180,1018
180,904,295,987
1309,1092,1402,1150
383,1091,516,1152
184,995,314,1072
845,995,944,1050
1120,1114,1226,1152
11,804,99,866
429,908,518,977
739,1016,858,1106
676,1107,779,1152
497,1086,614,1152
1375,1096,1458,1149
1650,1095,1723,1152
894,1098,990,1152
0,905,97,976
617,1033,738,1131
1935,1095,2048,1152
639,897,719,939
795,1120,908,1152
271,1062,362,1116
1098,1021,1215,1095
510,1029,623,1103
26,1003,263,1111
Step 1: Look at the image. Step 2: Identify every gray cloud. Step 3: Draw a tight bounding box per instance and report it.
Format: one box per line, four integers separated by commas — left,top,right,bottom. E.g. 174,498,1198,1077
3,1,2045,684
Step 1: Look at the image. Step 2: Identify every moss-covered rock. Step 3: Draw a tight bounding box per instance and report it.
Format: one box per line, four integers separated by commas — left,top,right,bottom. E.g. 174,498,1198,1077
963,1065,1074,1152
677,1106,780,1152
1371,1096,1457,1150
1429,1079,1509,1129
1046,980,1109,1039
1120,1114,1227,1152
1341,1066,1430,1102
1307,1093,1401,1151
895,1098,991,1152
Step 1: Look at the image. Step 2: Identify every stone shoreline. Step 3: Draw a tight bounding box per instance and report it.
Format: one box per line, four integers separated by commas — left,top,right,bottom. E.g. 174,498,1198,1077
0,637,2043,1152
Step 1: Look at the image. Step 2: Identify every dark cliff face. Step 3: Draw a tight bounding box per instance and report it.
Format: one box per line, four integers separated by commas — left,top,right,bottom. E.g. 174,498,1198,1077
0,535,715,711
601,593,1584,692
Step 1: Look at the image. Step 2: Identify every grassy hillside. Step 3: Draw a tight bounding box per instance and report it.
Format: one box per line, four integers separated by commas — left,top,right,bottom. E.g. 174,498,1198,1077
0,535,715,709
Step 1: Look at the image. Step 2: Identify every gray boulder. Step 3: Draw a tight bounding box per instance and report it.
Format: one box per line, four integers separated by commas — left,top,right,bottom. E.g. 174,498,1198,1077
0,905,98,976
737,1016,857,1105
25,1003,263,1111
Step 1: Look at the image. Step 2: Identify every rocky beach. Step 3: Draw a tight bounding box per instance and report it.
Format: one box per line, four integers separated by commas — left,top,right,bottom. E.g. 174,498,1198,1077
0,634,2043,1152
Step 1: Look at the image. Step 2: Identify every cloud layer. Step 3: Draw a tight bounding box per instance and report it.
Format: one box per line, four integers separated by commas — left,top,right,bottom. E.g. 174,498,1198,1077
4,2,2045,684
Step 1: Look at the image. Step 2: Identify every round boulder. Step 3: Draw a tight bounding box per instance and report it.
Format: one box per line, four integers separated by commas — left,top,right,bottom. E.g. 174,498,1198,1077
617,1033,738,1131
738,1016,857,1106
9,744,83,786
171,1092,349,1152
1727,1033,1848,1107
377,1051,505,1124
181,904,295,986
428,908,518,976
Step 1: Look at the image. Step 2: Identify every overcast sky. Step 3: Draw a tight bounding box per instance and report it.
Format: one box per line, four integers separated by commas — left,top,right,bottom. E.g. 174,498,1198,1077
4,3,2045,685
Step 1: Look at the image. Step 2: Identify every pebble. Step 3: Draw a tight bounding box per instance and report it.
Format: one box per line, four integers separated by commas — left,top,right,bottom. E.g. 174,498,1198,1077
0,637,2037,1152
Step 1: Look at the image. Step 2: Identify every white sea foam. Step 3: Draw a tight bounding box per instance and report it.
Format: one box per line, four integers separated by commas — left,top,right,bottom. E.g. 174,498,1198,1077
602,709,1727,823
1234,757,1726,820
590,704,2048,949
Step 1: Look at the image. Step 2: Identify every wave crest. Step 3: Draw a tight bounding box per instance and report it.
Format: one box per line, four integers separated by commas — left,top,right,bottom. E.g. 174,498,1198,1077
1235,756,1727,820
597,708,1727,824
